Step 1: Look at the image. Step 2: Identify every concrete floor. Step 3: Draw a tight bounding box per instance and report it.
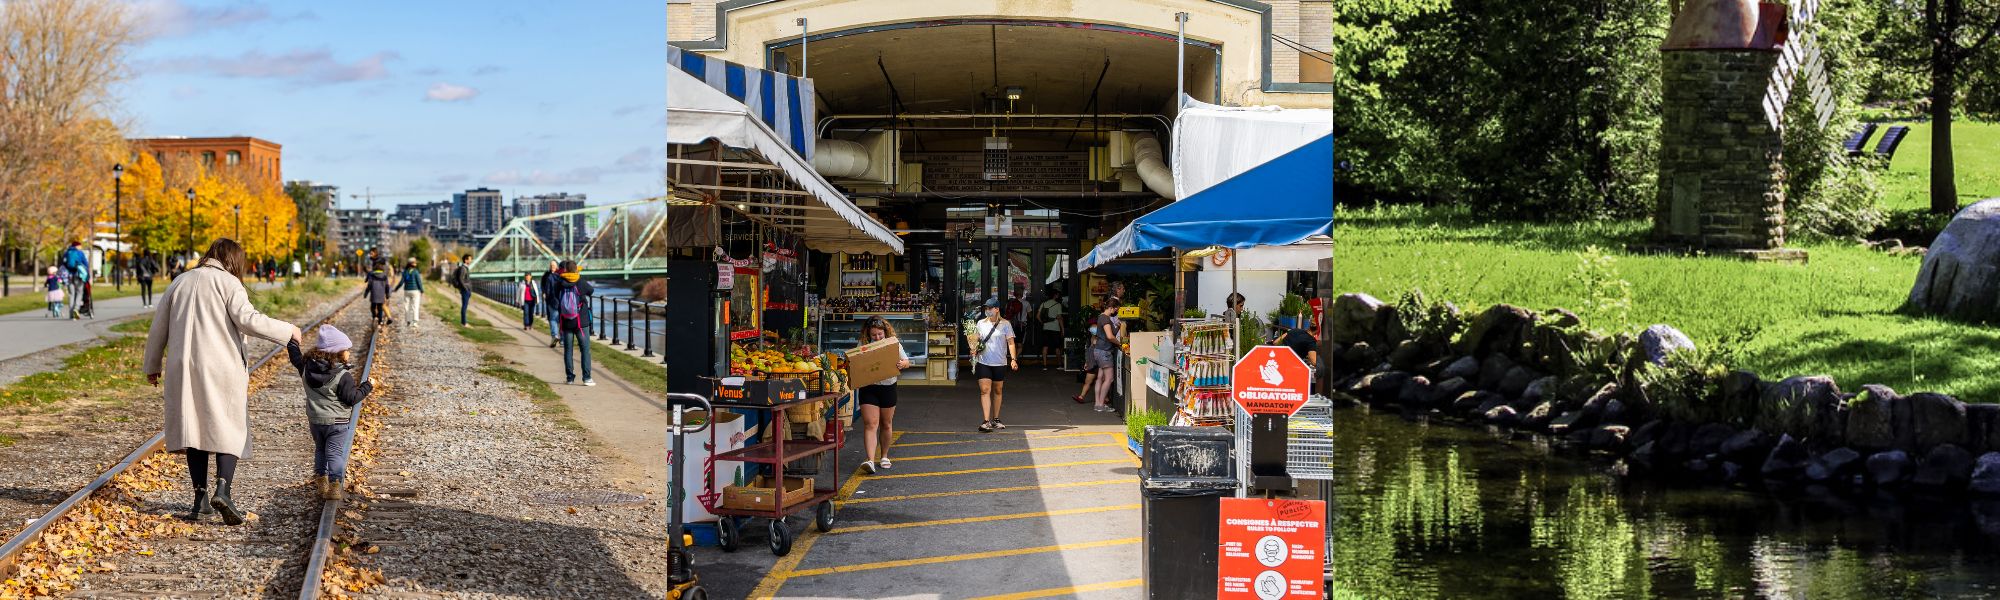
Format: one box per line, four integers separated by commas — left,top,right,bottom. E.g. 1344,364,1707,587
465,296,1146,599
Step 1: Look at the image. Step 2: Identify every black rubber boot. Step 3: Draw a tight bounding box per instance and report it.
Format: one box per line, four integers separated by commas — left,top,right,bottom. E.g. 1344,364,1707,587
210,478,245,526
183,488,210,521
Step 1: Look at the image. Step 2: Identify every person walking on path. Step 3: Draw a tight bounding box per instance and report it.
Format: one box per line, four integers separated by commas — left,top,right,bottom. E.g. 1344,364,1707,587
1089,296,1124,413
142,238,303,525
1035,287,1064,368
285,324,375,501
450,255,472,326
857,316,909,473
60,241,89,320
393,258,424,329
43,267,65,318
972,297,1017,432
365,262,392,325
135,252,160,308
552,261,595,386
540,261,561,347
518,273,539,330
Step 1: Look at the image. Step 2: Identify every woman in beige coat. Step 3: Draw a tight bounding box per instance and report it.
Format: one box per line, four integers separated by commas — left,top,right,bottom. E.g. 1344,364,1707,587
144,239,301,524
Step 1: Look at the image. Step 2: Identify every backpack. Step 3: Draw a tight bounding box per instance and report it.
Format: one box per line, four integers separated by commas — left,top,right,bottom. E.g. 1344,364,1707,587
559,286,583,328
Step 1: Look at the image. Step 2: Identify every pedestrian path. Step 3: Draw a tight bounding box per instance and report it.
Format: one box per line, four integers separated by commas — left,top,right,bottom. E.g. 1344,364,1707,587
0,293,154,363
465,291,1145,599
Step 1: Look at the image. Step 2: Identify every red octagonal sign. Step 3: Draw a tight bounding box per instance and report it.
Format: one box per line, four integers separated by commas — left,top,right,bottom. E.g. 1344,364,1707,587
1232,345,1312,417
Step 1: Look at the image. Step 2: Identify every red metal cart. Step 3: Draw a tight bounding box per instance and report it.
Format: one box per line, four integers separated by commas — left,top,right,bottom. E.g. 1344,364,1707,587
708,391,846,556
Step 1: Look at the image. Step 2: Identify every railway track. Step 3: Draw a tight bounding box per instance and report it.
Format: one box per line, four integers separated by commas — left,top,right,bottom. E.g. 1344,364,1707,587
0,288,386,598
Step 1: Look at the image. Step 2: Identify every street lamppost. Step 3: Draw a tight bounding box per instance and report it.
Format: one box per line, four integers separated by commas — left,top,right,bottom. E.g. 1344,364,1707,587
112,163,123,291
261,215,269,276
185,188,196,259
233,204,241,241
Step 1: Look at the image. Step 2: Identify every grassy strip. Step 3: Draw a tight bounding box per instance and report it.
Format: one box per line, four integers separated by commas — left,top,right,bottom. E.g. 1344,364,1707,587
0,279,146,316
433,292,584,432
1335,204,2000,400
1879,120,2000,214
591,341,666,397
0,278,351,412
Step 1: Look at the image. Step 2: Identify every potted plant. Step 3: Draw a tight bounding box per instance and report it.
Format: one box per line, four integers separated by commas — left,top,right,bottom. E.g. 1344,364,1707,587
1273,293,1310,330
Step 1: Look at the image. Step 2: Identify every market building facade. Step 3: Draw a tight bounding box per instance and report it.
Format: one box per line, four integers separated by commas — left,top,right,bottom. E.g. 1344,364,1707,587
669,0,1330,371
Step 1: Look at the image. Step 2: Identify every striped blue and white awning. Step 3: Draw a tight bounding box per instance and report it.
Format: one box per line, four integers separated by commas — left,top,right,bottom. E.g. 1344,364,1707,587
667,46,815,160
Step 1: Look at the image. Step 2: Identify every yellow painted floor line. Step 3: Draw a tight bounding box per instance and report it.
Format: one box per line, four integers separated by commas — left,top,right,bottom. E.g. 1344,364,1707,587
748,431,902,599
828,504,1140,535
859,458,1138,480
968,578,1147,600
897,429,1104,436
892,431,1119,448
894,442,1124,462
786,537,1143,578
837,478,1134,506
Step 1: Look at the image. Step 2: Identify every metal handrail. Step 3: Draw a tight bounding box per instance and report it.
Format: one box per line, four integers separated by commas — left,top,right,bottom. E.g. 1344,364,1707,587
0,288,366,579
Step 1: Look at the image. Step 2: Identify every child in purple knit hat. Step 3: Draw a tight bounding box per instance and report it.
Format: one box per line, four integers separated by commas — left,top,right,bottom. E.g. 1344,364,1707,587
285,323,375,500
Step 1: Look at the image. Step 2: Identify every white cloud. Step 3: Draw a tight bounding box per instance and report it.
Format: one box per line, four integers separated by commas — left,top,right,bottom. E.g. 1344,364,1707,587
482,168,602,187
147,49,397,85
424,83,479,102
613,147,655,170
130,0,313,40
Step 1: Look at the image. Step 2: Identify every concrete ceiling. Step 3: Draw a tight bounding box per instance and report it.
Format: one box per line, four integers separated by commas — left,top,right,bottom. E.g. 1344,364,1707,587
789,23,1216,118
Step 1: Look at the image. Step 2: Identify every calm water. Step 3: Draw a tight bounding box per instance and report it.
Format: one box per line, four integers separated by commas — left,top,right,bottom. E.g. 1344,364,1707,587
1333,407,2000,599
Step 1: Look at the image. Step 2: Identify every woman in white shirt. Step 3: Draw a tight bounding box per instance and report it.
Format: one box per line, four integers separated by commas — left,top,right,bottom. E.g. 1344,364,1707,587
857,317,910,473
973,297,1018,432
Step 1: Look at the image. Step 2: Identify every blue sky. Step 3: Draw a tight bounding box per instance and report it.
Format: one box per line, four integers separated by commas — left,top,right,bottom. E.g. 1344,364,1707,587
121,0,663,209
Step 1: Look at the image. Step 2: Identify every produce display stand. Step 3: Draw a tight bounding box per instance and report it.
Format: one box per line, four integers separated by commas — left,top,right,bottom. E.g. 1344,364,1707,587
709,392,845,556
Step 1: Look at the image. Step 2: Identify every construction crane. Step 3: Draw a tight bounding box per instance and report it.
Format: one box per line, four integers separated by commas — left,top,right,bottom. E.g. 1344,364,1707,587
347,188,440,211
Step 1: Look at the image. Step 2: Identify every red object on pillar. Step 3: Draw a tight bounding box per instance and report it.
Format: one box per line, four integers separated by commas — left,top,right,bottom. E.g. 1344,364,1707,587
1231,346,1312,417
1218,497,1326,599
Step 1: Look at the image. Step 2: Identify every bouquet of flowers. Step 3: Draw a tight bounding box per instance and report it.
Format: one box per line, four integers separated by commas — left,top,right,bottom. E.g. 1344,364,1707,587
964,319,985,356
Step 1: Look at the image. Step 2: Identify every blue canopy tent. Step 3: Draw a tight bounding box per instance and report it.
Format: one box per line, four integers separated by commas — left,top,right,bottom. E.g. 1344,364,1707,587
1077,133,1333,274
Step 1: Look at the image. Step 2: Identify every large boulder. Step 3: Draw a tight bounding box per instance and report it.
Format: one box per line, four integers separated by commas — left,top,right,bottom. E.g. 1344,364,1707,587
1330,293,1388,344
1637,324,1697,366
1427,377,1471,409
1719,428,1774,466
1477,354,1518,392
1351,371,1413,403
1906,393,1969,452
1758,376,1842,439
1498,367,1540,399
1970,452,2000,495
1761,434,1809,480
1844,385,1902,452
1805,447,1862,483
1967,403,2000,455
1688,423,1738,457
1396,376,1434,407
1387,340,1430,371
1867,450,1914,486
1452,391,1498,415
1440,356,1480,381
1519,376,1559,406
1914,444,1975,488
1908,199,2000,321
1455,304,1536,358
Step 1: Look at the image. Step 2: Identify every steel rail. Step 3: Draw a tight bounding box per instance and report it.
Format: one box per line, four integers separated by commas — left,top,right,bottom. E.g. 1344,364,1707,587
297,315,382,599
0,287,367,578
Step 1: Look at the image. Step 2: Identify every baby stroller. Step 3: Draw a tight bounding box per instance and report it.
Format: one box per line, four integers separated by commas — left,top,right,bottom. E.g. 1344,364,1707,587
78,278,94,319
663,393,714,599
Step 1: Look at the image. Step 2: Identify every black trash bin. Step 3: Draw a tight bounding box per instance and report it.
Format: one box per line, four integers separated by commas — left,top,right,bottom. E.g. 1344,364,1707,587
1140,425,1238,600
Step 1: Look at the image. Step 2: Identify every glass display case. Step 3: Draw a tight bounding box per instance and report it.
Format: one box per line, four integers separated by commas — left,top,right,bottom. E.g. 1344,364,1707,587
819,312,929,383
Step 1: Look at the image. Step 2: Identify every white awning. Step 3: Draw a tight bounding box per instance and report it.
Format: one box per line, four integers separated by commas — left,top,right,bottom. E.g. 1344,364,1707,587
668,64,903,255
1171,96,1333,200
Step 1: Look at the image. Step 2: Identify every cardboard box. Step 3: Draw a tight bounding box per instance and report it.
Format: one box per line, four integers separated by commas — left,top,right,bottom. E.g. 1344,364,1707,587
722,475,814,511
844,337,903,385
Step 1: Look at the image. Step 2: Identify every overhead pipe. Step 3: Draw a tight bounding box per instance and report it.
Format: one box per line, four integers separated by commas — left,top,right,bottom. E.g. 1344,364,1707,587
1133,133,1176,201
811,138,871,179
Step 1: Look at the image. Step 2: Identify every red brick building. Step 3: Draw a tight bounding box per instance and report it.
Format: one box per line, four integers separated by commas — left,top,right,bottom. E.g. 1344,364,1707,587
130,136,283,190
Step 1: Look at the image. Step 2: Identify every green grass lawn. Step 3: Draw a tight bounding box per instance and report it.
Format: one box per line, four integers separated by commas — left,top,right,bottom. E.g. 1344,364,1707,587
1873,120,2000,213
1335,205,2000,401
0,278,148,316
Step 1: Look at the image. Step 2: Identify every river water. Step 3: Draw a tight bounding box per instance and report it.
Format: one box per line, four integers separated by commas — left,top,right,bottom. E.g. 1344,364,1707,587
1332,407,2000,599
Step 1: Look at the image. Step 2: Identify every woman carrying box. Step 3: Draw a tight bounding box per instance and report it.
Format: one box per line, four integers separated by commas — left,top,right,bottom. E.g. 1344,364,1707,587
857,316,910,474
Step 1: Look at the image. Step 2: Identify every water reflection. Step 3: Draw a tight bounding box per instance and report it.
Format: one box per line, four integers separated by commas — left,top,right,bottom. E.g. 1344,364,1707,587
1332,407,2000,599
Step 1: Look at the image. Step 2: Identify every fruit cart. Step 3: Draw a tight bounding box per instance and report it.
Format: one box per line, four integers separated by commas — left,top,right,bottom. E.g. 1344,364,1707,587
708,390,846,556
